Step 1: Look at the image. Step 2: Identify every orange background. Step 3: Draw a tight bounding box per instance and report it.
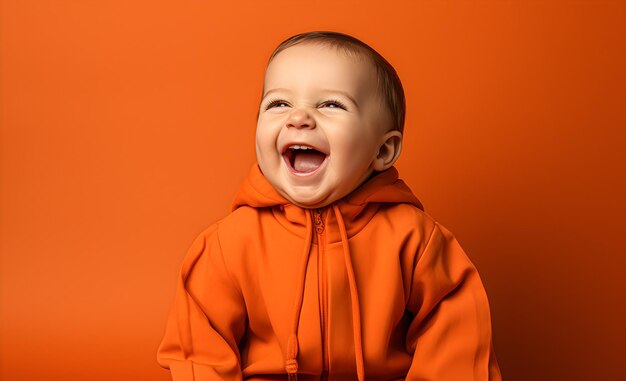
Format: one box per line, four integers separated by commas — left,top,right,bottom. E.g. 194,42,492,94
1,1,625,380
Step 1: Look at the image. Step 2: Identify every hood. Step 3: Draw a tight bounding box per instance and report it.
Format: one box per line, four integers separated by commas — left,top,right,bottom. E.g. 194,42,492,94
231,163,424,381
232,162,423,215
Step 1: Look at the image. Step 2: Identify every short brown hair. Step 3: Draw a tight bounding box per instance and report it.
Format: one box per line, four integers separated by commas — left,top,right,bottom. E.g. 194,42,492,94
261,31,406,134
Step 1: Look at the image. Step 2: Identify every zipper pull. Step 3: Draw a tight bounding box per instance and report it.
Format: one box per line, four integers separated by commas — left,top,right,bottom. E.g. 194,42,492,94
313,209,325,234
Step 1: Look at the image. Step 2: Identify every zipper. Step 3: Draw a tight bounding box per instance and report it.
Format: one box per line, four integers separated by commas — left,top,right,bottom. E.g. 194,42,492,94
313,208,325,234
312,209,329,380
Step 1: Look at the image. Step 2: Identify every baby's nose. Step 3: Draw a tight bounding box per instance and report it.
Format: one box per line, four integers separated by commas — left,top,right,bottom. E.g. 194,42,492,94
286,108,316,129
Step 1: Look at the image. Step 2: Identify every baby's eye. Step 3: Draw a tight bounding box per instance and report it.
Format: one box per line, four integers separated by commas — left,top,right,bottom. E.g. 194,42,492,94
266,99,290,109
320,100,347,110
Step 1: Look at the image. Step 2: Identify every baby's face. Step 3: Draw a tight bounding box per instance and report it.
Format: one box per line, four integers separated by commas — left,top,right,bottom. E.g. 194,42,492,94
256,43,395,209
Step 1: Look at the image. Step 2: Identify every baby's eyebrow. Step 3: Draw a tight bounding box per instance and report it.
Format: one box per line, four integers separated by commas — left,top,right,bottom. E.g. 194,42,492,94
262,88,291,99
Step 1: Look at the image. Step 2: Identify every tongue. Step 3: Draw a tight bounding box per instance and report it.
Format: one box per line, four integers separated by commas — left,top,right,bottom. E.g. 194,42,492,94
293,151,326,173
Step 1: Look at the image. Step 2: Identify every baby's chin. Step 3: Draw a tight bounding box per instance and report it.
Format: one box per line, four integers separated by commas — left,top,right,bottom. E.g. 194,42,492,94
274,169,374,209
279,188,338,209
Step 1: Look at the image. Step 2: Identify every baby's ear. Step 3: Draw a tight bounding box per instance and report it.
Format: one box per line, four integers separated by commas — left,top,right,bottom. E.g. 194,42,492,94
371,130,402,171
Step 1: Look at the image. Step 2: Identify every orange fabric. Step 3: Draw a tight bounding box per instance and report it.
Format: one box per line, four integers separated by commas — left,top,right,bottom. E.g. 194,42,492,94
157,163,502,380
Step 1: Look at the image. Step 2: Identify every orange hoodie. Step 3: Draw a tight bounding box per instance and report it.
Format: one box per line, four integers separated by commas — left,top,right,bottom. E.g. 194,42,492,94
157,163,502,381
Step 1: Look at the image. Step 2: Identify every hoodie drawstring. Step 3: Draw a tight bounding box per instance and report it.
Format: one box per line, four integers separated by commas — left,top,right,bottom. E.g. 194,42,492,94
285,206,365,381
285,209,313,380
333,204,365,381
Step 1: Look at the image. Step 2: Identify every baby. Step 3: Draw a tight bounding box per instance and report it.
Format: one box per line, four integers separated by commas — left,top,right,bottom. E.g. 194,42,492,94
157,31,502,381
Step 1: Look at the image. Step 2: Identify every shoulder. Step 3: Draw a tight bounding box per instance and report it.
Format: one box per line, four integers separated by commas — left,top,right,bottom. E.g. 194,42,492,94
190,206,270,263
376,202,439,239
181,207,262,275
185,206,260,251
213,206,263,242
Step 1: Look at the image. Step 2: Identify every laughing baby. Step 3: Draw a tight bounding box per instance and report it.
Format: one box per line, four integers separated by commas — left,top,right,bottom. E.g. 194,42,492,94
157,31,502,381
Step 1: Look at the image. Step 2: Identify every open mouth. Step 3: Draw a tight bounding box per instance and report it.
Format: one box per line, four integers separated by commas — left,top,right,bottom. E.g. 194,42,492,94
282,144,328,174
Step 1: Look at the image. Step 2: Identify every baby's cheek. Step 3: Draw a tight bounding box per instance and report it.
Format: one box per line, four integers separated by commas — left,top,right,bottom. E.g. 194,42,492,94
346,140,376,163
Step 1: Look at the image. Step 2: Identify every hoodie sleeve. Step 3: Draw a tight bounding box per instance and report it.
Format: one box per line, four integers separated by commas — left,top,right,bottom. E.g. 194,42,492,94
156,224,247,381
405,222,502,381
